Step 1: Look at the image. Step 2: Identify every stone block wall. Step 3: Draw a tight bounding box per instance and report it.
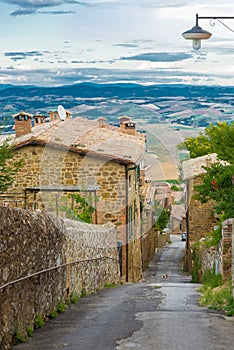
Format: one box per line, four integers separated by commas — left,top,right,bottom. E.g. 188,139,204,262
0,207,119,350
140,228,170,272
128,238,142,282
8,144,143,283
222,218,233,282
158,231,170,248
188,177,218,244
141,228,157,271
200,243,222,276
192,219,234,284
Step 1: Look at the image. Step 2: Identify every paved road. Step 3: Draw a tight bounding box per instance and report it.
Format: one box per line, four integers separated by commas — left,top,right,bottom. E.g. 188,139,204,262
15,235,234,350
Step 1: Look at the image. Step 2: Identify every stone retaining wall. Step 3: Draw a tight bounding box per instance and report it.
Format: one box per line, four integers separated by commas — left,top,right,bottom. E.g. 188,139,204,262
141,228,156,271
0,207,120,350
158,231,170,248
222,219,233,282
200,243,222,276
193,219,234,284
141,229,170,271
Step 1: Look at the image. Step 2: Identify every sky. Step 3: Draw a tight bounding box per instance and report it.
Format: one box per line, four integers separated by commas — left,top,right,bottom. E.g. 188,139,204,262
0,0,234,86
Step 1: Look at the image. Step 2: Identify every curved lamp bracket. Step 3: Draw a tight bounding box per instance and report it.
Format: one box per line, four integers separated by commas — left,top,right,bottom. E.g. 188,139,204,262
182,13,234,50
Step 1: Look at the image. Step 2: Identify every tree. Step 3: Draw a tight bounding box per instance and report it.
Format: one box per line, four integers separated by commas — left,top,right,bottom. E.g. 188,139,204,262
154,201,170,233
0,138,23,192
60,193,98,223
205,122,234,163
177,132,212,158
178,121,234,221
194,163,234,220
177,122,234,161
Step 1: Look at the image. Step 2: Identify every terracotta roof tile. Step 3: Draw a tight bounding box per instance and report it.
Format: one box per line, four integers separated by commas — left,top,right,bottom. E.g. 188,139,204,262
171,204,186,220
12,117,146,164
182,153,218,180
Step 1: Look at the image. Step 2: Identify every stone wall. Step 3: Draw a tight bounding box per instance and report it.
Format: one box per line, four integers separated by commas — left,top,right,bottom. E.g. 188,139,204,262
141,228,156,271
222,218,233,282
158,231,170,248
141,229,170,271
200,243,222,276
192,219,234,284
8,144,143,283
128,238,142,282
0,207,120,350
188,177,218,244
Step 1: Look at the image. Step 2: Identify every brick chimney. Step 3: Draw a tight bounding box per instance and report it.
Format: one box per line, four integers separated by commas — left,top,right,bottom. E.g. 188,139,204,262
33,115,47,125
121,120,137,136
13,111,33,137
97,117,107,128
49,111,59,122
66,111,72,119
119,115,131,131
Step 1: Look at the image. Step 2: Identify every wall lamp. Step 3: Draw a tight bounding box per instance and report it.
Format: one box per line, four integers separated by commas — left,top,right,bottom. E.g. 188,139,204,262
182,13,234,50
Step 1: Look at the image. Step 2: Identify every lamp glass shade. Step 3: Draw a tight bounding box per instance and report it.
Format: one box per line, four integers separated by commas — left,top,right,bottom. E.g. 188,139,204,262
192,39,201,50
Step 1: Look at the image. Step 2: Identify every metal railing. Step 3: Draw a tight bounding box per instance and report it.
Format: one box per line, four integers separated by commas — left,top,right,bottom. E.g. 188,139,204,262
0,254,120,291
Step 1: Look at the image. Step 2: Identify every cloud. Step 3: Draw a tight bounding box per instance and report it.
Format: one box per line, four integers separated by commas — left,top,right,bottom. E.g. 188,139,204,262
2,0,62,9
138,1,186,9
1,0,190,16
4,51,49,61
71,59,115,64
121,52,193,62
10,8,37,16
113,43,139,48
1,0,92,16
9,8,75,16
39,10,75,15
0,66,233,87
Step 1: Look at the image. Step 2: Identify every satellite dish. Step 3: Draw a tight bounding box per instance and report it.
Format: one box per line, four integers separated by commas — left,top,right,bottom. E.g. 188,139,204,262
58,105,66,121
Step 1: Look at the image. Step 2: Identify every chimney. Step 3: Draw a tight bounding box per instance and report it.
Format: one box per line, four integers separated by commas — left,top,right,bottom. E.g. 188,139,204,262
33,115,47,125
121,120,137,136
97,117,107,128
66,111,72,119
13,111,33,137
119,115,131,131
49,111,59,122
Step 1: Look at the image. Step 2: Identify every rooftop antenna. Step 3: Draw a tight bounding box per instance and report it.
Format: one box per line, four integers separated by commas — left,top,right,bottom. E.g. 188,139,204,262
58,105,66,121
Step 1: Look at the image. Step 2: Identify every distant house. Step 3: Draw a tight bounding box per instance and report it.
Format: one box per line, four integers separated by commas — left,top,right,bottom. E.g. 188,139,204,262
154,182,172,211
170,204,186,234
182,153,219,246
4,111,155,283
169,189,186,234
140,179,172,269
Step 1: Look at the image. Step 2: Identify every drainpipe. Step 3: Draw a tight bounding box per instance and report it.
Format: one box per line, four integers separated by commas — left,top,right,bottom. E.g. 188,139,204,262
125,164,138,282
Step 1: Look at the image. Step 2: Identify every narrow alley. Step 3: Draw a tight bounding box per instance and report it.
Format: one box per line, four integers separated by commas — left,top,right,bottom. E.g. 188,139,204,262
14,235,234,350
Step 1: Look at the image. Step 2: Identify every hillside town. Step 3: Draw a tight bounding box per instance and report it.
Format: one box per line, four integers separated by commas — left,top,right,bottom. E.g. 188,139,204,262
0,109,233,349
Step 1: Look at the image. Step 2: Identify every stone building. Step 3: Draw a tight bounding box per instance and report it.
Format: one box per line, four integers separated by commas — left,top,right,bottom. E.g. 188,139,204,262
154,182,172,211
182,153,219,246
4,111,152,282
169,204,186,234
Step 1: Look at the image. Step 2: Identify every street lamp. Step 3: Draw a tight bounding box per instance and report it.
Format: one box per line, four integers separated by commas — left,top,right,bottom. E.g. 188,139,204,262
182,13,234,50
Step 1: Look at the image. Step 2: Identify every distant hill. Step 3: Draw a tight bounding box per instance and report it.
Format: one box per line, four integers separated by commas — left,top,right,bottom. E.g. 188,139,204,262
0,83,233,129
